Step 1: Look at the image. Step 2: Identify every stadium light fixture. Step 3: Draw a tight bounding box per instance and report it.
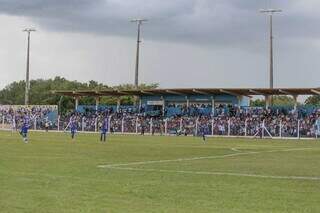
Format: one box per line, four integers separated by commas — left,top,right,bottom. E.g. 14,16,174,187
260,9,282,13
131,19,148,89
23,28,36,105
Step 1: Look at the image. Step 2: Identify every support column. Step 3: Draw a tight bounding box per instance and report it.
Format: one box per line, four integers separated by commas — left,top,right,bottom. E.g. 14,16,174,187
186,96,190,108
75,97,79,111
265,95,270,109
162,99,166,116
117,98,121,112
95,97,100,111
237,95,243,109
139,99,142,113
211,97,215,116
293,95,298,111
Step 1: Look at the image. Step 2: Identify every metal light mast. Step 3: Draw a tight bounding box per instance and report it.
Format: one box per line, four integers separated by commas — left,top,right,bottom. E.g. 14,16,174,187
23,28,36,105
131,19,147,89
260,9,282,89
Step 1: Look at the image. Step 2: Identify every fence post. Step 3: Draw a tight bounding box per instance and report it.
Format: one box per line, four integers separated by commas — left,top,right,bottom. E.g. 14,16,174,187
57,116,60,131
150,118,153,135
135,118,138,134
165,119,168,135
34,118,37,130
2,115,4,129
297,120,300,139
227,119,231,136
195,118,199,136
262,120,265,138
279,120,282,138
108,116,112,133
211,119,214,136
121,118,124,133
94,117,98,132
244,119,248,137
81,117,85,132
13,115,16,131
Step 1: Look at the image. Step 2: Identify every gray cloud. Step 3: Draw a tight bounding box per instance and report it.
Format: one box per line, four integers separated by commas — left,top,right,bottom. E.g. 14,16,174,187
0,0,319,91
0,0,319,47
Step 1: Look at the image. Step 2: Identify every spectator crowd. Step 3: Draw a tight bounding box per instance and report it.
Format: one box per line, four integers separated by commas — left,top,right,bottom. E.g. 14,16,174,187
1,105,319,138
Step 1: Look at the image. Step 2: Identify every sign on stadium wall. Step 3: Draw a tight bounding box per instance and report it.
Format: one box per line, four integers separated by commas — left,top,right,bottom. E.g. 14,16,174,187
147,101,164,106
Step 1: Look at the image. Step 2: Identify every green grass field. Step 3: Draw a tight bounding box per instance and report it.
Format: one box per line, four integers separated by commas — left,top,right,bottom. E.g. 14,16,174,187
1,131,320,213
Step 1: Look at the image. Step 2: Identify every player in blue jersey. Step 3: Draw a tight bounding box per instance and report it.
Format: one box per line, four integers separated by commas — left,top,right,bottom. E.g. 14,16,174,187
70,117,77,140
19,115,30,143
100,116,109,142
199,126,206,143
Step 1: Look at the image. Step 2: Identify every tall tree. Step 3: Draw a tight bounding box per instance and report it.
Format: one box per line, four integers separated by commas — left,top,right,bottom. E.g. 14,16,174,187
250,96,298,107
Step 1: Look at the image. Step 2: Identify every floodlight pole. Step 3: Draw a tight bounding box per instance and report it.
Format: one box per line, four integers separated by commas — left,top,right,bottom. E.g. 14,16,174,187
269,14,274,89
131,19,147,89
23,28,36,105
260,9,281,106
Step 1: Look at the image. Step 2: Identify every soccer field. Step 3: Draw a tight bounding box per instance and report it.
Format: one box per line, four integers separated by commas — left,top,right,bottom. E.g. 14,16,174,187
0,131,320,213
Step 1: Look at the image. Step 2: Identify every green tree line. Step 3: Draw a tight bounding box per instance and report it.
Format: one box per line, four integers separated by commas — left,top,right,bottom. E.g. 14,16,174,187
0,77,319,113
0,76,158,115
251,95,320,107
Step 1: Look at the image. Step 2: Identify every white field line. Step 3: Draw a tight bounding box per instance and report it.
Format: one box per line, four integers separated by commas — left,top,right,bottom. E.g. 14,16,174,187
231,148,241,152
0,128,317,140
108,166,320,181
98,147,313,168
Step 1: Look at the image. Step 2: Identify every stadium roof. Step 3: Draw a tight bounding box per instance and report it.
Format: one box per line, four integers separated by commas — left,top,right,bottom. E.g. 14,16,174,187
52,88,320,97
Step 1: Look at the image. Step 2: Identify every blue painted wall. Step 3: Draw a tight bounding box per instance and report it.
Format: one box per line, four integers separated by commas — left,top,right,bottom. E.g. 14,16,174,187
140,94,249,107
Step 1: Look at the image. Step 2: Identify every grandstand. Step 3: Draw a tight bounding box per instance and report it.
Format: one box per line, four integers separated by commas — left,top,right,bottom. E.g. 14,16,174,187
1,87,313,139
1,87,319,139
54,87,320,110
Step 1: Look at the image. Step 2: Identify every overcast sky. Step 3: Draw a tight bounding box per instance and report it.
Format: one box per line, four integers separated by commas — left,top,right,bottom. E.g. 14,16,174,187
0,0,319,90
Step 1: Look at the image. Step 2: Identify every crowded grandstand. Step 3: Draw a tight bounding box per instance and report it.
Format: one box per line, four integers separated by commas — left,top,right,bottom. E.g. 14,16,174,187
1,96,319,139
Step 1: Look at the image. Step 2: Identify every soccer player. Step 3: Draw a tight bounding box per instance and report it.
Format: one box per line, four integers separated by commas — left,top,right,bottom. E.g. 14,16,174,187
44,120,49,132
100,116,108,142
19,114,30,143
69,116,77,140
199,127,206,143
202,131,206,142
